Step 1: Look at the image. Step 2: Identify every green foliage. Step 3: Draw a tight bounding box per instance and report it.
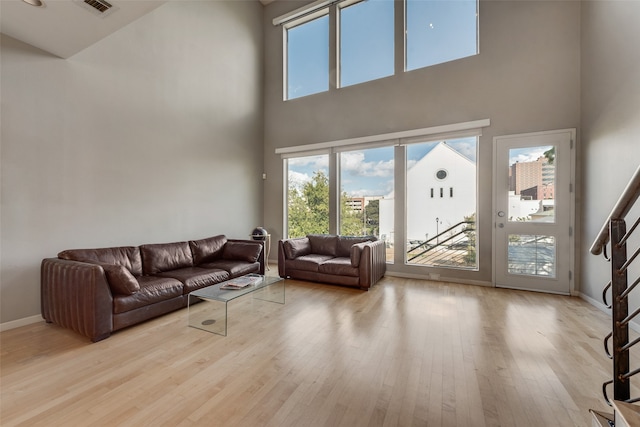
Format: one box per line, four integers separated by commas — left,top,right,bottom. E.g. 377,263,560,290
365,199,380,236
544,147,555,165
340,197,380,236
463,212,477,266
287,171,330,238
287,170,382,238
340,196,364,235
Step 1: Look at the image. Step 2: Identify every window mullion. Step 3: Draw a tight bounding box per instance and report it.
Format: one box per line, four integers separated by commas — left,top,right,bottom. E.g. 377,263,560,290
329,4,338,91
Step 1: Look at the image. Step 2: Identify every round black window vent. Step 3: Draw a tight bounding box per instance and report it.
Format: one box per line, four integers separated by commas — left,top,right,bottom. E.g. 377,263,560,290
436,169,448,180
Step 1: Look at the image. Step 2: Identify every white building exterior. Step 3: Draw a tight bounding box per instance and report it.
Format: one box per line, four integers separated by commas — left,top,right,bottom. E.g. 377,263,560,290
379,142,477,245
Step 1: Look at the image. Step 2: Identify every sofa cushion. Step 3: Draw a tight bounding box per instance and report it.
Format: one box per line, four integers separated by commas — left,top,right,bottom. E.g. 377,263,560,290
222,241,262,263
58,246,143,276
307,235,338,257
286,254,335,272
319,257,359,277
113,276,183,314
189,235,227,265
283,237,311,259
156,267,229,294
200,260,260,278
140,241,193,275
336,236,375,257
101,264,140,295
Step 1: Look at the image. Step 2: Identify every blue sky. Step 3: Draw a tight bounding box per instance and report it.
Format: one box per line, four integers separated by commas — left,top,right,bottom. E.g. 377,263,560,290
287,0,478,99
287,140,553,198
286,0,480,196
288,137,478,198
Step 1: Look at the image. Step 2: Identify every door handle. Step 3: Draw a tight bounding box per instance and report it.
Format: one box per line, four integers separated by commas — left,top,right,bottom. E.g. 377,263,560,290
497,211,505,217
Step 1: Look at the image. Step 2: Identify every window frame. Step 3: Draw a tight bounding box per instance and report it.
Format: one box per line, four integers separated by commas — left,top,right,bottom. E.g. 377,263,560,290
275,0,479,100
404,0,479,72
282,8,330,101
277,120,489,269
336,0,395,88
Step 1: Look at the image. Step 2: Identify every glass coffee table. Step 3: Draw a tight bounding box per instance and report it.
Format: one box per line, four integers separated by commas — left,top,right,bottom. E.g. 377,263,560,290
187,273,284,336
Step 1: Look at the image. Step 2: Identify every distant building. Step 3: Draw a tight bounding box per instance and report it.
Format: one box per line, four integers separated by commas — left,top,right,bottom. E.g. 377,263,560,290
379,142,476,244
345,196,384,212
345,197,365,212
510,156,554,195
521,183,555,201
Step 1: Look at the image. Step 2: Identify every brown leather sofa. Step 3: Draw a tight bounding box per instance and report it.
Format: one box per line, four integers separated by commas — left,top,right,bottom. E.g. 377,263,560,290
278,234,386,290
41,235,264,342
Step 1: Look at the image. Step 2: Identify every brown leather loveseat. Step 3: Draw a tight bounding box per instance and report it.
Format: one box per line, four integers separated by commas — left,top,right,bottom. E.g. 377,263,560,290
41,234,264,342
278,234,386,290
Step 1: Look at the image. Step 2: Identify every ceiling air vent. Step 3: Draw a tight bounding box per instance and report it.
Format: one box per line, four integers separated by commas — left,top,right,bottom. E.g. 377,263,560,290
85,0,112,13
73,0,119,17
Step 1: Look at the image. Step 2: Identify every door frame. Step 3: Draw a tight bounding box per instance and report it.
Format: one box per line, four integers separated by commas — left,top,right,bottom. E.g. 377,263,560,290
491,128,576,295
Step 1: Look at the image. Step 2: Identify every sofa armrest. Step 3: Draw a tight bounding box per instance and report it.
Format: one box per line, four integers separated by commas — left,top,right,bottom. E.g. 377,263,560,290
41,258,114,342
358,240,387,290
226,239,265,275
278,239,286,278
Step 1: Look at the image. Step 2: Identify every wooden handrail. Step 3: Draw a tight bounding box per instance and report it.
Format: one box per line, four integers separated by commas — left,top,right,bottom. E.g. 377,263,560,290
590,165,640,255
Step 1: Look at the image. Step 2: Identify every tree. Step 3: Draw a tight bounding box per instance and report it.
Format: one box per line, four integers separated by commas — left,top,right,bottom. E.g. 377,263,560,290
364,199,380,236
287,171,330,238
288,171,382,238
462,212,477,266
544,147,555,165
340,194,364,235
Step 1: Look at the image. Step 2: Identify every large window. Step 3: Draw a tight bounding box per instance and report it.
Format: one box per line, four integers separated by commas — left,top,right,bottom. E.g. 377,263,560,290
286,12,329,100
286,154,330,237
279,0,478,99
405,0,478,71
339,0,394,87
405,138,478,269
280,121,488,271
339,146,394,262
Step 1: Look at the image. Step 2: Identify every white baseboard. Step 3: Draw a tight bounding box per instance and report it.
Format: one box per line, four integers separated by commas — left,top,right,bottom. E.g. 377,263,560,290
579,291,640,334
384,271,493,288
0,314,43,332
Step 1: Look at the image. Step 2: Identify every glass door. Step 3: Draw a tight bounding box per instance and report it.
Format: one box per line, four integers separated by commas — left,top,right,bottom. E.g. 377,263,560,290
493,129,575,294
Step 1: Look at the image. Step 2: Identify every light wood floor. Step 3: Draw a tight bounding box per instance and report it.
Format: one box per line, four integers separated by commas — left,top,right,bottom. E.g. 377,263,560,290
0,277,622,426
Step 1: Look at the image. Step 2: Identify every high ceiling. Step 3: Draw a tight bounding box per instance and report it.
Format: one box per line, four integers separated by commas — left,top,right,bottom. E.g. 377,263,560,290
0,0,271,59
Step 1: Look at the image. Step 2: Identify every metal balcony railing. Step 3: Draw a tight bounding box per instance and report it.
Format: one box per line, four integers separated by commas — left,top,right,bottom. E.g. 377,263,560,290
407,220,476,269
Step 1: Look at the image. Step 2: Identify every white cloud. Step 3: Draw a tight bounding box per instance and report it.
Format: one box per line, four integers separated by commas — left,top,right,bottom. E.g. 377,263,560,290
448,141,477,162
509,147,550,165
288,170,310,190
341,151,394,178
288,155,329,169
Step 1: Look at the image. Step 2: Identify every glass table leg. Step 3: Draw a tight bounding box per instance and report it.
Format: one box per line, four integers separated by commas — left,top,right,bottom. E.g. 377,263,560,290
187,294,228,336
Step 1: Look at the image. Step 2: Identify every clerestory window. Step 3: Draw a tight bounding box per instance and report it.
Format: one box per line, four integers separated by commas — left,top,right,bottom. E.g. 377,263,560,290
405,0,478,71
277,0,478,101
338,0,394,88
285,11,329,100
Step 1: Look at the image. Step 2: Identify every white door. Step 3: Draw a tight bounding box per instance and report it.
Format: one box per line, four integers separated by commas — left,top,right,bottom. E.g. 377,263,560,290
493,129,575,295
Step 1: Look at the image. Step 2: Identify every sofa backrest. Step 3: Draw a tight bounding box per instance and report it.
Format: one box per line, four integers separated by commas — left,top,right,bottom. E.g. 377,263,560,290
308,234,338,256
140,241,193,275
336,235,376,257
58,246,143,276
189,235,227,265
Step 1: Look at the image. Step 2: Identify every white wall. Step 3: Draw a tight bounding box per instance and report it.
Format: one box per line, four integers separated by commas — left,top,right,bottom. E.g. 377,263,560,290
0,1,264,324
580,1,640,303
262,0,581,283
